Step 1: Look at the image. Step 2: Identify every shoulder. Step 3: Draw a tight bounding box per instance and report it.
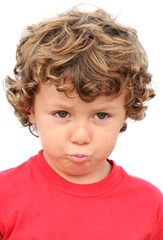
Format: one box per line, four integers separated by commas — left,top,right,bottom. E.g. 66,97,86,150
117,165,163,238
117,164,163,205
0,159,30,179
0,154,36,193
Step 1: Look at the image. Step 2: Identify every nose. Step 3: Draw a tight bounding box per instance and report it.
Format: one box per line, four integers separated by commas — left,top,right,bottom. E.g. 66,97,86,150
70,121,91,145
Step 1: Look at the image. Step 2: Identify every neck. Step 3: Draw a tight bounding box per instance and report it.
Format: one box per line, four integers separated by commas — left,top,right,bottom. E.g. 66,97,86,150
46,157,112,184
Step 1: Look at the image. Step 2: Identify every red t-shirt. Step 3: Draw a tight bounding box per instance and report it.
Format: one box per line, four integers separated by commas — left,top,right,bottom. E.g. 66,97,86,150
0,150,162,239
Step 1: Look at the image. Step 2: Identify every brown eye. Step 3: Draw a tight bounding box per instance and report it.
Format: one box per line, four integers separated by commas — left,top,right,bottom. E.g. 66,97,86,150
95,112,109,120
55,111,69,118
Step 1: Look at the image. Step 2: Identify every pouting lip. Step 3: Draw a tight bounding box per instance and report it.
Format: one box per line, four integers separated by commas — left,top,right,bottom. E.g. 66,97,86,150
70,154,88,158
68,154,90,164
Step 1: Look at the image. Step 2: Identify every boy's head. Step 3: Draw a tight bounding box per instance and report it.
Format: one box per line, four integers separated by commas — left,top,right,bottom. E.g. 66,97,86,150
5,6,155,135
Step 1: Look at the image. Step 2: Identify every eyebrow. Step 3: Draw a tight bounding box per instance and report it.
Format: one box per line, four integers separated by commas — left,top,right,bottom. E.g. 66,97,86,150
93,107,120,113
45,102,120,111
45,103,75,110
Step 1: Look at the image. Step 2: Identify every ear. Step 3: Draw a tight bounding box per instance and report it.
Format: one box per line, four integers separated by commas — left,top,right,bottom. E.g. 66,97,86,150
28,107,36,125
120,116,128,133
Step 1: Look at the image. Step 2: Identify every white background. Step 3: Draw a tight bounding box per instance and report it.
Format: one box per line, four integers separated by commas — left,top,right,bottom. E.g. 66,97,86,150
0,0,162,191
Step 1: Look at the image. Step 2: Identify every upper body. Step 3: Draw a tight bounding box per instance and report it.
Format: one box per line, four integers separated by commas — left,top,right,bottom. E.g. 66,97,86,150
3,5,161,239
0,150,162,240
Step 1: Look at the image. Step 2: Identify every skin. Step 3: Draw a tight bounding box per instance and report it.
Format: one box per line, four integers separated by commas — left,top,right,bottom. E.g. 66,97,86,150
29,81,126,184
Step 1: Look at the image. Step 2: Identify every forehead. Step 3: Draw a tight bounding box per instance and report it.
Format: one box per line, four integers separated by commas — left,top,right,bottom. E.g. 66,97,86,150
35,82,125,109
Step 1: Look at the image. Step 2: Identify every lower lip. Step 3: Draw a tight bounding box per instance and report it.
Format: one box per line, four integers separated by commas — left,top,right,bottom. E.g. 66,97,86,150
69,155,89,164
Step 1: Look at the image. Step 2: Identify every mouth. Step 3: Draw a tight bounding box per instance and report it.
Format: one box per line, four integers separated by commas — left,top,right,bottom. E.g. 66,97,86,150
68,154,89,164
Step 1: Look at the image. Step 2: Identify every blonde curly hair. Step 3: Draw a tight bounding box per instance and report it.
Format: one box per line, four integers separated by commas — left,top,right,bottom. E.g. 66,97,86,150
5,6,155,135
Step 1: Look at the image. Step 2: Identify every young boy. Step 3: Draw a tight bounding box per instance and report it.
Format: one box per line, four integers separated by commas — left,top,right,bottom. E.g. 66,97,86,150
1,6,163,239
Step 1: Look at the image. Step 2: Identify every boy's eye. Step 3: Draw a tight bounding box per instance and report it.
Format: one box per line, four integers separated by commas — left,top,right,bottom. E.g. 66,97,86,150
94,112,110,120
54,111,69,118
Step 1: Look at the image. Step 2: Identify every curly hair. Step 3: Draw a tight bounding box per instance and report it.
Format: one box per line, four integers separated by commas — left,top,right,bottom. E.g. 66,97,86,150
5,6,155,135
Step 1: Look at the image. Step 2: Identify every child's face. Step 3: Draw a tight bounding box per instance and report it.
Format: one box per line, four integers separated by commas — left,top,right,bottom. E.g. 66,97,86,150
29,81,126,183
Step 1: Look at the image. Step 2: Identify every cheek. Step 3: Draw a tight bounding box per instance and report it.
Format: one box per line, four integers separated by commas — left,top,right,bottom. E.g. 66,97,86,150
96,130,118,152
38,126,66,151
